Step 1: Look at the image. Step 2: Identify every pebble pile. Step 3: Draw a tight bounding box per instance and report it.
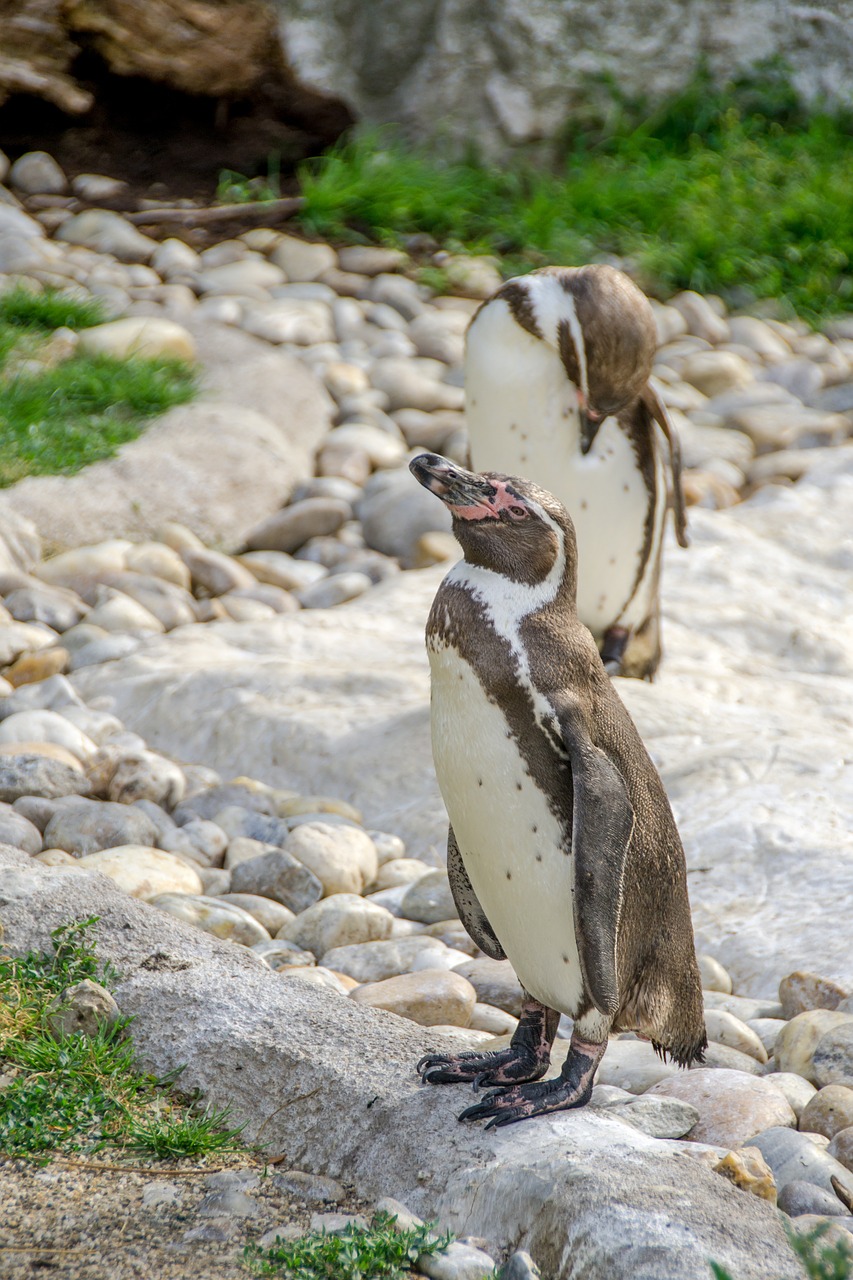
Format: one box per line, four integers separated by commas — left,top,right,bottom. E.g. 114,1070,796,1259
2,148,853,1267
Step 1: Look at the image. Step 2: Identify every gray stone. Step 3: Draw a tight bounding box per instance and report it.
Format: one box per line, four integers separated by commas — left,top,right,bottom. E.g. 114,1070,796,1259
68,634,142,670
419,1240,496,1279
599,1095,700,1140
401,870,457,924
0,805,42,854
253,939,314,970
229,848,323,913
181,548,256,597
0,755,90,803
777,1178,848,1218
322,936,450,984
243,498,351,554
647,1069,796,1147
55,210,157,261
814,1024,853,1089
43,798,159,855
107,751,185,809
357,466,453,565
174,783,278,824
9,152,67,195
703,992,784,1022
46,978,120,1038
141,1181,180,1208
501,1253,541,1280
12,796,66,831
198,1189,260,1217
221,893,293,934
273,1170,345,1202
698,955,733,994
279,893,394,958
0,674,82,721
284,821,377,896
370,358,463,412
451,957,524,1018
295,572,372,608
750,1126,853,1200
829,1128,853,1173
3,584,88,632
0,847,801,1280
213,805,292,847
765,1073,817,1121
149,893,270,947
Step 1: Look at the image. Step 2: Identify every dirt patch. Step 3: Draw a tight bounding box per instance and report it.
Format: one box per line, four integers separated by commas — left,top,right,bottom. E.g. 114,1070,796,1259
0,1153,371,1280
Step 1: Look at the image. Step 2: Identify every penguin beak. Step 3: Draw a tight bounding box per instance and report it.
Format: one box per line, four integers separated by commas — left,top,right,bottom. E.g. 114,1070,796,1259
409,453,497,510
579,407,603,455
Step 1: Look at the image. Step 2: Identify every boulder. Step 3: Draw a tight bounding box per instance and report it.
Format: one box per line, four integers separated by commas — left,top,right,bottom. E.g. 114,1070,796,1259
0,846,802,1279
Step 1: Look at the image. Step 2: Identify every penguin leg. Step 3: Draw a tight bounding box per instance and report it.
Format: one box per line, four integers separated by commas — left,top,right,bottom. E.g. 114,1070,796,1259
600,625,631,676
417,996,559,1087
457,1012,610,1129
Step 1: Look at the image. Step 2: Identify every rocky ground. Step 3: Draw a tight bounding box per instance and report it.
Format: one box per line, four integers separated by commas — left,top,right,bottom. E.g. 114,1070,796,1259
1,147,853,1278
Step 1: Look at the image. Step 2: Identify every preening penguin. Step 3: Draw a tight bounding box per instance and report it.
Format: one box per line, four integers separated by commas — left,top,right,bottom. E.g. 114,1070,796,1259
410,453,705,1128
465,264,688,679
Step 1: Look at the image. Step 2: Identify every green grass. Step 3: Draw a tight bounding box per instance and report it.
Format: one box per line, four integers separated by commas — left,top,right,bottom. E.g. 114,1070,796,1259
244,1212,456,1279
0,918,244,1162
0,286,197,488
217,153,282,204
296,70,853,324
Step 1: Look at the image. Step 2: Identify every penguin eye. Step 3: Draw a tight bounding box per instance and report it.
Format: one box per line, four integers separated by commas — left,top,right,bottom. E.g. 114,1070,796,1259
507,504,529,521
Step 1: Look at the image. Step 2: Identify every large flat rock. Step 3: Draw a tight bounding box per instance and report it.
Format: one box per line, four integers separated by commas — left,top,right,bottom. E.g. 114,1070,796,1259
0,321,333,551
72,448,853,998
0,846,799,1279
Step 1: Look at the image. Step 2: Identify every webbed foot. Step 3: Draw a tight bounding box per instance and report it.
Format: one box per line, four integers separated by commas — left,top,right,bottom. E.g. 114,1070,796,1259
457,1032,607,1129
418,1044,548,1088
417,996,559,1088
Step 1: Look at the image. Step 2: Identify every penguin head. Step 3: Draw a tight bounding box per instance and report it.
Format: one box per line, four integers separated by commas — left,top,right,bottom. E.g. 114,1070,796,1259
496,265,657,453
410,452,577,590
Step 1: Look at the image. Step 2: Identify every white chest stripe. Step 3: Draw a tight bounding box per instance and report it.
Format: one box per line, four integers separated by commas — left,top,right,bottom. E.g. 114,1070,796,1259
445,512,567,755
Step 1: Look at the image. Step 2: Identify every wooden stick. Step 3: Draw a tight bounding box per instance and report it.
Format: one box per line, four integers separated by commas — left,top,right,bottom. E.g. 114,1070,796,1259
127,196,304,227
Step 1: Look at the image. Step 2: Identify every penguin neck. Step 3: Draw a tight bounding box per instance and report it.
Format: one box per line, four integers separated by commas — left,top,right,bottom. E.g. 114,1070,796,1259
447,541,577,637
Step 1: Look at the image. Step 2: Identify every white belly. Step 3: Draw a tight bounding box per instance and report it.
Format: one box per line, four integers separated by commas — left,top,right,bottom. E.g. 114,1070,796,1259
429,638,584,1015
466,300,665,636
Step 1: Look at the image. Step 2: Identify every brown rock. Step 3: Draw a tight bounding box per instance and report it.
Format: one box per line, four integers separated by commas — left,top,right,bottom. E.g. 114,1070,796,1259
829,1127,853,1173
714,1147,777,1205
0,741,84,770
781,971,849,1020
775,1010,853,1084
647,1069,796,1147
349,969,476,1028
4,647,69,687
800,1087,853,1141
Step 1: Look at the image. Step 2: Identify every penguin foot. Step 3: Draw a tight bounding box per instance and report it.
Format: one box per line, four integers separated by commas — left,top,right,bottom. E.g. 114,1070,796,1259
417,1045,549,1088
456,1035,606,1129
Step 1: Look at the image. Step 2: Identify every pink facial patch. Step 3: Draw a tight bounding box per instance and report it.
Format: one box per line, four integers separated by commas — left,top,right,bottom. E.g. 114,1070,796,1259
453,481,521,521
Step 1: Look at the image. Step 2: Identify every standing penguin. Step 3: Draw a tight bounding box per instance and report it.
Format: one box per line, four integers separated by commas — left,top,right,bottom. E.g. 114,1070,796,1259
465,264,688,679
410,452,705,1128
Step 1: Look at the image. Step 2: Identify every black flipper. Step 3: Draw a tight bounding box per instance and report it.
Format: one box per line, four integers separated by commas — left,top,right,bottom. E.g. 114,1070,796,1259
641,381,689,549
553,695,635,1018
447,825,506,961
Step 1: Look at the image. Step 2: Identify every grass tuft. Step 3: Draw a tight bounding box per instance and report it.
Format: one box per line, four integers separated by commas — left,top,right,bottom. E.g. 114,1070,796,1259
0,287,107,332
297,71,853,324
244,1211,455,1279
0,919,245,1162
0,286,198,488
0,353,197,487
